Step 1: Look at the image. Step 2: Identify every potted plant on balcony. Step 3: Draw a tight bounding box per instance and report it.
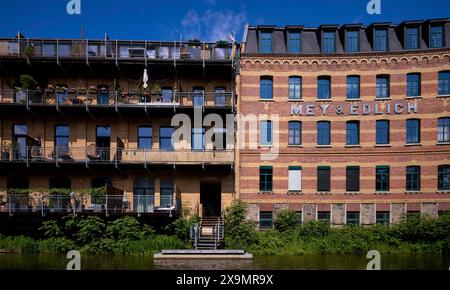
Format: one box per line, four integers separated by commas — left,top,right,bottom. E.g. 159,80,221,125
216,40,229,48
23,46,33,58
16,74,37,103
88,85,97,94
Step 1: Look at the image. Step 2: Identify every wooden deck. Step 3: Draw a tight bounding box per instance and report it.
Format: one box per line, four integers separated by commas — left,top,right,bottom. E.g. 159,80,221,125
154,249,253,259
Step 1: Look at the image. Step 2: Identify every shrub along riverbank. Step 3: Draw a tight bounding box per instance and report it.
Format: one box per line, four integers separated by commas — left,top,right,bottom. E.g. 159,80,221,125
0,200,449,255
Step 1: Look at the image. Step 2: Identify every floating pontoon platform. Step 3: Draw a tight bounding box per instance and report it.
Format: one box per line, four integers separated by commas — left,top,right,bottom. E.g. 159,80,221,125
154,249,253,259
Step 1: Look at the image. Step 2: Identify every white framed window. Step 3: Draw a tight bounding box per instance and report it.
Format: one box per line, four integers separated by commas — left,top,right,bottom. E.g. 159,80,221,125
288,166,302,192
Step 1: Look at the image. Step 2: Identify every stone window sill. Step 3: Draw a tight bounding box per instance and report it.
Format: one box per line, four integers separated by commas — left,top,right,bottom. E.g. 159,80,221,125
344,192,362,195
406,96,422,99
315,98,332,102
316,145,332,148
405,143,422,147
345,145,361,148
375,97,391,101
437,191,450,194
287,145,303,148
316,191,332,195
345,98,361,102
258,98,274,102
374,192,391,195
405,191,421,194
437,94,450,98
374,144,391,147
437,142,450,146
288,99,303,102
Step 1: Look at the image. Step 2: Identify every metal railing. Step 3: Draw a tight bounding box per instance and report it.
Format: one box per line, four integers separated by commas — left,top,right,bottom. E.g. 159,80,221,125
0,146,234,165
0,38,233,61
0,194,175,217
0,89,234,108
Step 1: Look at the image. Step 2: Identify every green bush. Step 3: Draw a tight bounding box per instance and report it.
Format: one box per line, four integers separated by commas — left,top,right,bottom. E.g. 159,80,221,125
106,216,143,240
274,210,300,232
75,216,106,244
39,220,64,238
38,237,77,253
0,236,37,253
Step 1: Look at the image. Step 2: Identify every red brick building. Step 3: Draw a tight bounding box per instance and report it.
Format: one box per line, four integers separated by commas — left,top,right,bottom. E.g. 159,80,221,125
237,20,450,227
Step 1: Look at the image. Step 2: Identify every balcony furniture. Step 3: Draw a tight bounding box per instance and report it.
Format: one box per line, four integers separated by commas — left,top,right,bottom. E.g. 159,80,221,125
86,144,101,161
30,146,46,161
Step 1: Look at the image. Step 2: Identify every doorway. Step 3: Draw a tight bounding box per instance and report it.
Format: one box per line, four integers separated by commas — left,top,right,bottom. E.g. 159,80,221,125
96,126,111,161
200,181,221,217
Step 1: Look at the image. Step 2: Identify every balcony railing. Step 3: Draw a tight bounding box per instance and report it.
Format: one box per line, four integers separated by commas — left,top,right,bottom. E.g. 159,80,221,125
0,194,176,216
0,38,233,61
0,89,234,108
0,146,234,165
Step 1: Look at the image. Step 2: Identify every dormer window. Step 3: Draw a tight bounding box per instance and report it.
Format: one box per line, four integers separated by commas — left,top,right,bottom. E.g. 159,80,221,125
259,31,272,53
288,31,301,53
406,27,420,50
345,30,360,52
374,29,388,51
430,25,444,48
322,31,336,53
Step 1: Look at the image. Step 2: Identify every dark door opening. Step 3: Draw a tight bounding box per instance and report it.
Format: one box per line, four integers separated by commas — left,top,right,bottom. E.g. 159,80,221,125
96,126,111,161
200,181,221,217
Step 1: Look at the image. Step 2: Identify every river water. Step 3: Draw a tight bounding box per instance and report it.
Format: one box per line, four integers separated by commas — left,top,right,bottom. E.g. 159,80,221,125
0,253,449,270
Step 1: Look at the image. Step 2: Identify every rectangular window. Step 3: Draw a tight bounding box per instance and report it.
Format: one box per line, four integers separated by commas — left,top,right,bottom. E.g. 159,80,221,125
260,77,273,99
318,76,331,99
192,87,205,106
374,29,388,51
191,128,205,150
346,121,360,145
259,211,273,229
160,179,173,207
407,73,421,97
406,166,421,191
55,125,70,150
288,121,302,145
346,212,360,225
376,75,390,98
317,121,331,145
406,119,420,144
322,31,336,53
376,212,390,225
161,88,173,103
346,166,360,192
438,165,450,191
430,26,444,48
260,120,272,146
439,71,450,95
406,27,419,50
376,166,390,192
318,211,331,223
137,127,152,149
289,77,302,99
346,76,360,99
438,118,450,143
317,166,331,192
346,30,360,52
259,166,273,192
160,127,174,151
288,32,301,53
376,120,390,145
260,32,272,53
214,87,226,106
288,166,302,192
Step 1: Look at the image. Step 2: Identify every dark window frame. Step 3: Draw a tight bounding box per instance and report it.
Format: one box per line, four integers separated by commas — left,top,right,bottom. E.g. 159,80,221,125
406,166,421,192
317,121,331,145
376,120,390,145
407,73,421,97
406,119,421,144
438,117,450,143
260,76,273,100
259,166,273,192
346,121,360,145
376,166,390,192
346,166,360,192
288,121,302,145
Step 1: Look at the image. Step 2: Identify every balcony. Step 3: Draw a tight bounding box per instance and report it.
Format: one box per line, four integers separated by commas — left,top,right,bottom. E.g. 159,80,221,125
0,146,235,166
0,38,233,61
0,89,234,109
0,193,177,216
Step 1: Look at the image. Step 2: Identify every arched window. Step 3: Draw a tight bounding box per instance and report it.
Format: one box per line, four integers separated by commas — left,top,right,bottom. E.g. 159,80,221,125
91,177,112,188
49,176,71,189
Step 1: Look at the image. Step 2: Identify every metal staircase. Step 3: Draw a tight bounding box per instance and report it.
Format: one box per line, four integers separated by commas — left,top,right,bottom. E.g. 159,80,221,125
190,216,224,250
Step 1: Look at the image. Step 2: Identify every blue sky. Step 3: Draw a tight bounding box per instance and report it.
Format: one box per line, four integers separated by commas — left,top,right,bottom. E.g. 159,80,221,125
0,0,449,42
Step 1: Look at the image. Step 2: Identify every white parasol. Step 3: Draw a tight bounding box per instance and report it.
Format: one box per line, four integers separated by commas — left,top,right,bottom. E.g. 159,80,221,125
143,68,148,89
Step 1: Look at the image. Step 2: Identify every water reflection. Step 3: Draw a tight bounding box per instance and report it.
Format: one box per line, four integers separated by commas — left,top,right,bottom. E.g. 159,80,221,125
0,253,449,270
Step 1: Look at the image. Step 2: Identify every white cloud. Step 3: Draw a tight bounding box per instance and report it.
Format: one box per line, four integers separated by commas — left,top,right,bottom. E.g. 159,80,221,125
181,8,247,42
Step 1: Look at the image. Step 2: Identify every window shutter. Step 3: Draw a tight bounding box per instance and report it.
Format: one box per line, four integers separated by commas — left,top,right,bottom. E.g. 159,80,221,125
288,166,302,191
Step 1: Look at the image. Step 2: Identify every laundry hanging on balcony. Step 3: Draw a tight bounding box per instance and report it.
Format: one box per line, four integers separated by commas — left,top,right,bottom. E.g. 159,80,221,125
143,68,148,89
